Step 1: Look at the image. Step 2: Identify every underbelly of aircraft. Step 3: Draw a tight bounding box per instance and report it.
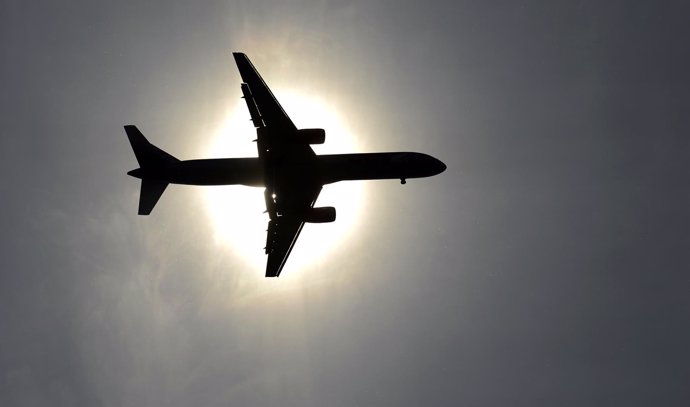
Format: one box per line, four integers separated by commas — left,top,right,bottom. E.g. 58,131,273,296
170,158,264,186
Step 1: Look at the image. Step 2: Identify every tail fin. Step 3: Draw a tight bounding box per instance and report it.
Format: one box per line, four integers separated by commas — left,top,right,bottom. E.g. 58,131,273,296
125,125,179,215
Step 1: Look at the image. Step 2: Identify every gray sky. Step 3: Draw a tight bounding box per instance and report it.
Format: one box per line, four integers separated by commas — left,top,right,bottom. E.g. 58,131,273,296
2,1,689,406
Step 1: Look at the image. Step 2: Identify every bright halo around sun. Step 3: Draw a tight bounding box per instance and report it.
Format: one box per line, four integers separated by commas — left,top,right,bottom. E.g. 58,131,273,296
204,92,366,276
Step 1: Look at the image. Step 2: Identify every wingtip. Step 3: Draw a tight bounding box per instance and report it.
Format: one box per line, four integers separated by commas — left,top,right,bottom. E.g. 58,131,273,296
124,125,140,137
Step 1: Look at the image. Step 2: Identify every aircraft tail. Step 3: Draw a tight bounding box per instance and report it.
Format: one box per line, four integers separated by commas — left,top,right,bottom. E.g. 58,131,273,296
125,125,179,215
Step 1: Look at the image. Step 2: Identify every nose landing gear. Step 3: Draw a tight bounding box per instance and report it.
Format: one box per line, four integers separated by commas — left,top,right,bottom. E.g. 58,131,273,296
400,178,407,185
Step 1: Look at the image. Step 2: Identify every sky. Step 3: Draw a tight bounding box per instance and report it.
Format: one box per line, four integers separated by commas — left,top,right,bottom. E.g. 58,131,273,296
1,1,689,406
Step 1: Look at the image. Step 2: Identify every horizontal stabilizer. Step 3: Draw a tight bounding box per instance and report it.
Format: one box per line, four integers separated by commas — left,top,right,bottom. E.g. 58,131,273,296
138,179,168,215
125,125,179,167
125,125,178,215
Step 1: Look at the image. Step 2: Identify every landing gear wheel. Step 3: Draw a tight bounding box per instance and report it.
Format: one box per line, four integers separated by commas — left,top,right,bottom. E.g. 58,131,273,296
400,178,407,184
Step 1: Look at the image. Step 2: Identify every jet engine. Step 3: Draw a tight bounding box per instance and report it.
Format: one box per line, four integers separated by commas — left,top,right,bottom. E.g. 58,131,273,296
296,128,325,144
304,206,336,223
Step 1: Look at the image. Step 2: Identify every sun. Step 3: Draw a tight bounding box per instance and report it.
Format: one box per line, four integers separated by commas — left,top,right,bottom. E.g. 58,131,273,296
204,92,366,276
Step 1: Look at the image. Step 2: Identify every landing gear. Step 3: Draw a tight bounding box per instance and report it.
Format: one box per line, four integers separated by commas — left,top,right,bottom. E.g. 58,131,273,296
400,178,407,185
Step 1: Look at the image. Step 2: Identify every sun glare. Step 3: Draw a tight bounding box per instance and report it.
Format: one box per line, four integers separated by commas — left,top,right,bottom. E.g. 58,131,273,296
204,92,366,276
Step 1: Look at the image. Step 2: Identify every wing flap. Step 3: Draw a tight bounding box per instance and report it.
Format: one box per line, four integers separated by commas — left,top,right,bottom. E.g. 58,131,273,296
240,83,264,128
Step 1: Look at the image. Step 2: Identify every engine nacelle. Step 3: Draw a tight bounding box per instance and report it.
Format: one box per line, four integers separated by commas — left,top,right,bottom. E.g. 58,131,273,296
304,207,336,223
296,128,325,144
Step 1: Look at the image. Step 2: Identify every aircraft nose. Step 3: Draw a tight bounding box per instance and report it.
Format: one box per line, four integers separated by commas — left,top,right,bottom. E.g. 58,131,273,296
432,157,446,175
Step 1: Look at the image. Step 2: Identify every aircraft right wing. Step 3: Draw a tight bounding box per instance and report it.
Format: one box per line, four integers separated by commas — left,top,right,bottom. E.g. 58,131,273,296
264,218,304,277
264,183,322,277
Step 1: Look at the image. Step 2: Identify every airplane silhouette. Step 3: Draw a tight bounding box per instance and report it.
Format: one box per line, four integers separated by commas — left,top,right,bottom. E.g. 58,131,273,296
126,52,446,277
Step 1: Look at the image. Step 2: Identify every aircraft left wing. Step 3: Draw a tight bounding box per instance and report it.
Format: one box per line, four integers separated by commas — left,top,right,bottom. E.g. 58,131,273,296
234,52,315,165
233,52,296,132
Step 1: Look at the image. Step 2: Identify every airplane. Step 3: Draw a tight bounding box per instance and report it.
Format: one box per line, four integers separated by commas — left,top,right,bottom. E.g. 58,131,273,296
126,52,446,277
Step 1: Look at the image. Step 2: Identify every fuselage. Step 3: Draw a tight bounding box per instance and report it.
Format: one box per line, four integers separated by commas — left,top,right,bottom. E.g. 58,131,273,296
127,152,446,187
